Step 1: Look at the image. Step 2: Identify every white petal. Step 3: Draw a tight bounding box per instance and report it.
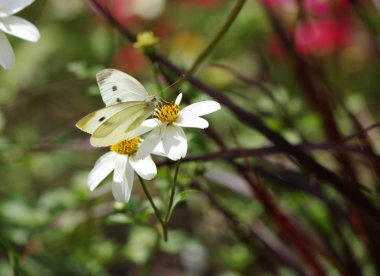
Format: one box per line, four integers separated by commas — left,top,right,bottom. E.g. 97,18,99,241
175,115,209,129
136,124,166,159
0,31,14,69
111,181,124,202
128,118,158,138
0,16,40,42
161,125,187,160
180,100,221,117
87,152,116,191
152,140,166,157
113,154,128,183
112,161,134,202
130,155,157,180
0,0,34,17
175,93,182,105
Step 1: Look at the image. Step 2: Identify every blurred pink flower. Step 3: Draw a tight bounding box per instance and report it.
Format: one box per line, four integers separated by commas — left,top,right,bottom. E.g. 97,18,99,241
263,0,296,11
263,0,348,15
115,46,148,74
303,0,349,16
97,0,141,25
294,18,351,56
264,0,353,57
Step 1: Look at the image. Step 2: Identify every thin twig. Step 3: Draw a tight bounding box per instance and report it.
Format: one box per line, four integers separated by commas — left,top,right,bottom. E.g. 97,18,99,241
173,0,247,90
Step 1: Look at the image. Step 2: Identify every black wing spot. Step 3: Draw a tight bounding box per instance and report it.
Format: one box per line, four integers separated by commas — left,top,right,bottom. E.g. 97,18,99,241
97,70,113,85
98,116,106,122
116,98,122,103
112,85,117,91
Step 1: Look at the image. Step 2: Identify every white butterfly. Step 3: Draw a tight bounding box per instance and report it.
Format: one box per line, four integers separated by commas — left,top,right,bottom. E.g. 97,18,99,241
76,69,157,147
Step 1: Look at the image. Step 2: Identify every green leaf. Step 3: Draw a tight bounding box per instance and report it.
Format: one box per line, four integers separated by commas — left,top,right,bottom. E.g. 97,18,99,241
167,189,196,221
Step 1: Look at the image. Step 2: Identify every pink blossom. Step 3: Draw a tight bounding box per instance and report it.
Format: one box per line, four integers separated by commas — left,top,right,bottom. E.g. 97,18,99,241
264,0,353,57
115,46,148,74
304,0,349,17
294,18,351,56
263,0,296,11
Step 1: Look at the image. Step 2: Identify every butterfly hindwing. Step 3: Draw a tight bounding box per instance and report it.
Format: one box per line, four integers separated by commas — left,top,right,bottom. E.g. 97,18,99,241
75,102,137,134
90,101,155,147
92,103,146,138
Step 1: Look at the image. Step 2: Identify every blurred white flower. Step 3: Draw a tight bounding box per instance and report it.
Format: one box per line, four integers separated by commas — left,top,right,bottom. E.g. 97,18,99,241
0,0,40,69
138,93,221,161
131,0,166,20
87,137,157,203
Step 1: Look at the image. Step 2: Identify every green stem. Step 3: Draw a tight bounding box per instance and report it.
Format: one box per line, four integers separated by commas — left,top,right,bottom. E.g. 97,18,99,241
137,175,168,241
173,0,246,90
164,160,181,223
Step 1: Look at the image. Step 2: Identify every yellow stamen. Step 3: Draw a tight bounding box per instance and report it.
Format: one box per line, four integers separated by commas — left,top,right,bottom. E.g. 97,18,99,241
110,137,140,155
155,103,179,123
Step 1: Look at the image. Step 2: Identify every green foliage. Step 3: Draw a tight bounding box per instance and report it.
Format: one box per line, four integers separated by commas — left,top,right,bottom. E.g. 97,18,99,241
1,0,380,275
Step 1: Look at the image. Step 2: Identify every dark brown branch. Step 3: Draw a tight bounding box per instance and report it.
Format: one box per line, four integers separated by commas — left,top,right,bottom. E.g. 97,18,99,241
157,142,380,165
86,0,380,219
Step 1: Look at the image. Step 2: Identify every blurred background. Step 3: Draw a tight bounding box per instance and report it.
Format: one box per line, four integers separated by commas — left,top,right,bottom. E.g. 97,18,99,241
1,0,380,275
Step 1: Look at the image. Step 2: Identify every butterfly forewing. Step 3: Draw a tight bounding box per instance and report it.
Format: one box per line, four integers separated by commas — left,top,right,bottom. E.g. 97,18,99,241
96,69,149,106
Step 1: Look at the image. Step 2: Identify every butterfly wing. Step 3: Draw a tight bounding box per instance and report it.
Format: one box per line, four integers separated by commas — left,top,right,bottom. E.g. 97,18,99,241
75,102,142,134
96,69,149,106
90,101,156,147
78,69,157,146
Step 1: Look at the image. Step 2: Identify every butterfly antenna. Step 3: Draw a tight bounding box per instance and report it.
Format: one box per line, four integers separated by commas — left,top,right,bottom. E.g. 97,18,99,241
162,75,185,93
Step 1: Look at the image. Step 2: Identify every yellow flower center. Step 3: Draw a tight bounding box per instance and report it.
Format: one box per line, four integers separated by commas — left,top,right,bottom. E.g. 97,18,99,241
155,103,179,123
110,137,140,155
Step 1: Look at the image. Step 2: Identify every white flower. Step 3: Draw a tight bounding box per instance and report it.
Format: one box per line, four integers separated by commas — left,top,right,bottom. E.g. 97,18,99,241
138,93,221,161
131,0,166,20
87,137,157,203
0,0,40,69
